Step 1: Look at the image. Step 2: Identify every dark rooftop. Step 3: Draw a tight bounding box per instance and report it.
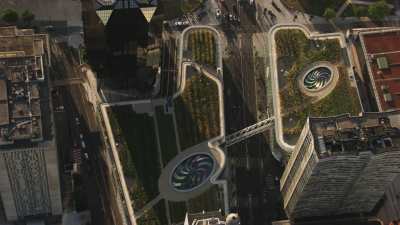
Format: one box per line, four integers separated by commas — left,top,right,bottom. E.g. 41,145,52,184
309,112,400,158
0,27,49,146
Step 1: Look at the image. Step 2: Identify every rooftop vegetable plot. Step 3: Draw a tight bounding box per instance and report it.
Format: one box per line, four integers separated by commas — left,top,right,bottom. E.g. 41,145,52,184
187,29,217,68
175,71,220,150
275,29,361,143
107,106,161,210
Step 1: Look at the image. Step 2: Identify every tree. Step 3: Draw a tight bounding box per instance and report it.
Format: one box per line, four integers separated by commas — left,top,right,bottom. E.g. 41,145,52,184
323,8,336,20
21,10,35,23
353,5,368,17
1,9,19,23
368,0,390,20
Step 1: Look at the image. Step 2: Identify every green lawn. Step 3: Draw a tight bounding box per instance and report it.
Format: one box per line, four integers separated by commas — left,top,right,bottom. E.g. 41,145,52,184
155,106,179,165
187,29,217,68
168,201,187,224
187,185,223,213
175,72,220,149
107,106,161,209
137,200,169,225
275,29,361,136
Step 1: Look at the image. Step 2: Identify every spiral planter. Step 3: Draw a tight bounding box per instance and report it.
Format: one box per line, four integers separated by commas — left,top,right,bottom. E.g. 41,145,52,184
303,67,332,90
171,154,215,191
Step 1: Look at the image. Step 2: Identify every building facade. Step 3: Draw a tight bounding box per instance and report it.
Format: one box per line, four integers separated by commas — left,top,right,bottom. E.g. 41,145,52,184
281,112,400,220
0,26,62,222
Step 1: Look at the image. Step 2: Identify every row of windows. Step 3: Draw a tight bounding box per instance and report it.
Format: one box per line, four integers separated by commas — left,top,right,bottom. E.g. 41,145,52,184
282,132,312,197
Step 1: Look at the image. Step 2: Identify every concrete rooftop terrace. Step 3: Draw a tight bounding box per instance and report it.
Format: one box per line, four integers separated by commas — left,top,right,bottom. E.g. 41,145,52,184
361,29,400,111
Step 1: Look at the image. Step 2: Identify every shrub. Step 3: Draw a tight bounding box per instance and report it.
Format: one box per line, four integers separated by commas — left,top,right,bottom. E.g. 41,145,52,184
2,9,19,23
353,5,368,17
368,0,390,20
323,8,336,20
21,10,35,23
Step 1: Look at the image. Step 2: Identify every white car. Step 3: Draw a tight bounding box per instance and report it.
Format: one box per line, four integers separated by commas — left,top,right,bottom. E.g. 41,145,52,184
216,9,221,17
174,21,183,26
81,140,86,149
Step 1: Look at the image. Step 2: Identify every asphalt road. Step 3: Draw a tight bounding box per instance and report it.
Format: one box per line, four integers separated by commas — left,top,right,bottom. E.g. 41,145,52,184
220,1,286,224
53,86,110,225
50,39,114,225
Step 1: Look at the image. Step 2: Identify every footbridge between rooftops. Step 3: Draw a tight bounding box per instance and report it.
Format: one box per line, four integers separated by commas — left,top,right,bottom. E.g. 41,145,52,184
217,116,275,147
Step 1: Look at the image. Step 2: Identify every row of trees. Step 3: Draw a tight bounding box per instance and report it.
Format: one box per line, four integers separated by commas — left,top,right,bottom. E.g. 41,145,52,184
323,0,391,20
1,9,35,24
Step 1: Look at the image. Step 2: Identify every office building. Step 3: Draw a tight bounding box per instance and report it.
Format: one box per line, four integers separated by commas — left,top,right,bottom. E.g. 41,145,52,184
281,112,400,222
0,26,62,222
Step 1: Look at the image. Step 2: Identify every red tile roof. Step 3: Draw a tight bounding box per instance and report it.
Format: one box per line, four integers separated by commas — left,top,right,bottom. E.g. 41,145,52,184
363,31,400,111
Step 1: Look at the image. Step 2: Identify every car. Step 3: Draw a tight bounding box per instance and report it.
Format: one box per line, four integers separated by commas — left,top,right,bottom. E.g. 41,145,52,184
55,105,64,112
44,25,55,31
216,9,221,17
174,21,183,26
81,140,86,149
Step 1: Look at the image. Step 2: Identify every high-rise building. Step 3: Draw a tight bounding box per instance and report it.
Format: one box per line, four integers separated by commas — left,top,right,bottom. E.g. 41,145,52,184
281,112,400,221
0,26,62,222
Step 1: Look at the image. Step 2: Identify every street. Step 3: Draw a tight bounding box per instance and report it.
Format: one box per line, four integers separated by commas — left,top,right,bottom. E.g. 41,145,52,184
219,0,286,224
53,86,111,225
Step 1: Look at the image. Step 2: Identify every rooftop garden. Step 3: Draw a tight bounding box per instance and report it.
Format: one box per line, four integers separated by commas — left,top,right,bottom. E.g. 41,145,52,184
187,185,224,213
107,106,161,210
136,200,168,225
175,71,220,149
107,103,224,225
282,0,393,20
168,201,187,224
187,29,217,68
275,29,361,142
154,106,179,165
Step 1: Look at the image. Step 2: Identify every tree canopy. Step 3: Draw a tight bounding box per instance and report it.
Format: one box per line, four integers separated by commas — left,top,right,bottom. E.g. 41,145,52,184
2,9,19,23
368,0,390,20
323,8,336,20
21,10,35,23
